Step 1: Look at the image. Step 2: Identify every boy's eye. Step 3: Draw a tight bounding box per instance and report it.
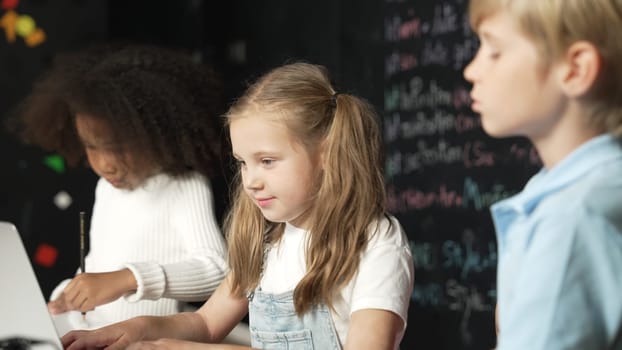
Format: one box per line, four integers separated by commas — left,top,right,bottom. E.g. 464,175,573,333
261,158,274,166
482,43,501,60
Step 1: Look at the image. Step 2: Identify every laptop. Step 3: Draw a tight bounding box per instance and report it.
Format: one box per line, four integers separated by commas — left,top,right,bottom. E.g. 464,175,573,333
0,221,63,350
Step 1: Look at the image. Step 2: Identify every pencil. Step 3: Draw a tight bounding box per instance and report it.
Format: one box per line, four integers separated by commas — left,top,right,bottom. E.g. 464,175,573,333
79,211,86,317
79,211,85,275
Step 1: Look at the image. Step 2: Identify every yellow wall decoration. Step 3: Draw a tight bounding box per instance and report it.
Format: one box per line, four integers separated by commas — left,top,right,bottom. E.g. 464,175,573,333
0,0,46,47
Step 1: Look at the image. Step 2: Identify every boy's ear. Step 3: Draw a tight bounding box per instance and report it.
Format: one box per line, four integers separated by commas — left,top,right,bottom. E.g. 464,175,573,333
559,41,602,97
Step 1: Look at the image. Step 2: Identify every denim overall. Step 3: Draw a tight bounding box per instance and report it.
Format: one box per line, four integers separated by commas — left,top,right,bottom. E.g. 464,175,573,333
248,288,342,349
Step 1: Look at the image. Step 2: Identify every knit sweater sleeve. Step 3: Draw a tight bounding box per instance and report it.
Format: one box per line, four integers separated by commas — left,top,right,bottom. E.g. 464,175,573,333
124,174,228,302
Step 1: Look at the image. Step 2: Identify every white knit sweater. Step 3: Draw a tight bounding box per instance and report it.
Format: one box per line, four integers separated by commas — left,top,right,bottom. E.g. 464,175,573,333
51,172,228,327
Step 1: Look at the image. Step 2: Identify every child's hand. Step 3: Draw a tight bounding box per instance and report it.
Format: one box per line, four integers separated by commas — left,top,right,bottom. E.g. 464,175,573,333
127,338,215,350
62,316,148,350
48,269,137,313
47,294,71,314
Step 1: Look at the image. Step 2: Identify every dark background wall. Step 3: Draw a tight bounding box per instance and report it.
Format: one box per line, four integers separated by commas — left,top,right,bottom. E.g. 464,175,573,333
0,0,106,325
0,1,540,349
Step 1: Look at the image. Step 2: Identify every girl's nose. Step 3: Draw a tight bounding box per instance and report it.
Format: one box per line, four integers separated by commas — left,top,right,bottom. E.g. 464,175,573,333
91,152,119,176
243,170,263,190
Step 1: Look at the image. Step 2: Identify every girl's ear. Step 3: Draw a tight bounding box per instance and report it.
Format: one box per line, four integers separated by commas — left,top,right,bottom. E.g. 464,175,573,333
558,41,602,97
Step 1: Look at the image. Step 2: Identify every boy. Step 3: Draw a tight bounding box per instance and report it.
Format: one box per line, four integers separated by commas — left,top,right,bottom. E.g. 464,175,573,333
464,0,622,349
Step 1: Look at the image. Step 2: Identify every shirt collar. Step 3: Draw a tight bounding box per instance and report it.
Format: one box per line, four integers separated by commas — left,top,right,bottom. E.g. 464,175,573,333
493,134,622,215
284,222,307,237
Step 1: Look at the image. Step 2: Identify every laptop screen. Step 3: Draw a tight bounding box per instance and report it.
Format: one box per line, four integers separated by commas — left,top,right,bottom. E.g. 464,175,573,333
0,222,62,349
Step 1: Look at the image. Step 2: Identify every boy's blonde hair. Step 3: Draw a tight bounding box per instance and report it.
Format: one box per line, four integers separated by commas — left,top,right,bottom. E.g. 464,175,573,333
224,63,386,314
469,0,622,135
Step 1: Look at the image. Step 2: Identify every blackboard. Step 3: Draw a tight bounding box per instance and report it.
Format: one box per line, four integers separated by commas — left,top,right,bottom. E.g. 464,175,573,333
382,1,541,349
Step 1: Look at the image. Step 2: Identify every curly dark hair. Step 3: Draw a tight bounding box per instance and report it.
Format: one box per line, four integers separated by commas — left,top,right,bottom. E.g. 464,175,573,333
8,44,225,180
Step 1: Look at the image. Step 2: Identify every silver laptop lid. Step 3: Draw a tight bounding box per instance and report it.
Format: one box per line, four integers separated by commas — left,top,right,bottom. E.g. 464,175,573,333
0,221,62,349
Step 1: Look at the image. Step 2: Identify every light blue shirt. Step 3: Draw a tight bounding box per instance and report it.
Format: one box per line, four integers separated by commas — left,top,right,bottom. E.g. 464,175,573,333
491,134,622,350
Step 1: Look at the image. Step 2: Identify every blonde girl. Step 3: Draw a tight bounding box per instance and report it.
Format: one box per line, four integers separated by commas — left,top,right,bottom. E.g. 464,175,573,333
62,62,414,350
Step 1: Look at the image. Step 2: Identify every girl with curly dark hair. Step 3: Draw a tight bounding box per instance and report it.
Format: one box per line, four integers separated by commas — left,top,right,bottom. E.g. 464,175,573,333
10,44,229,332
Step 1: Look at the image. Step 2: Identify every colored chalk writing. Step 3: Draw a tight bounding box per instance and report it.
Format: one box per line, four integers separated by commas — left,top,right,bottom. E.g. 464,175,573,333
384,0,540,349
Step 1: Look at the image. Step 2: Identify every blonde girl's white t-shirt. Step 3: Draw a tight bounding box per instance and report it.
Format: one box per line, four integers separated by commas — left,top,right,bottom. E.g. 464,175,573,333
259,215,414,346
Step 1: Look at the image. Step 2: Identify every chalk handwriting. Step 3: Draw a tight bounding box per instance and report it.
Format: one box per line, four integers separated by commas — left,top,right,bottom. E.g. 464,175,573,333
386,177,516,212
431,3,459,35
